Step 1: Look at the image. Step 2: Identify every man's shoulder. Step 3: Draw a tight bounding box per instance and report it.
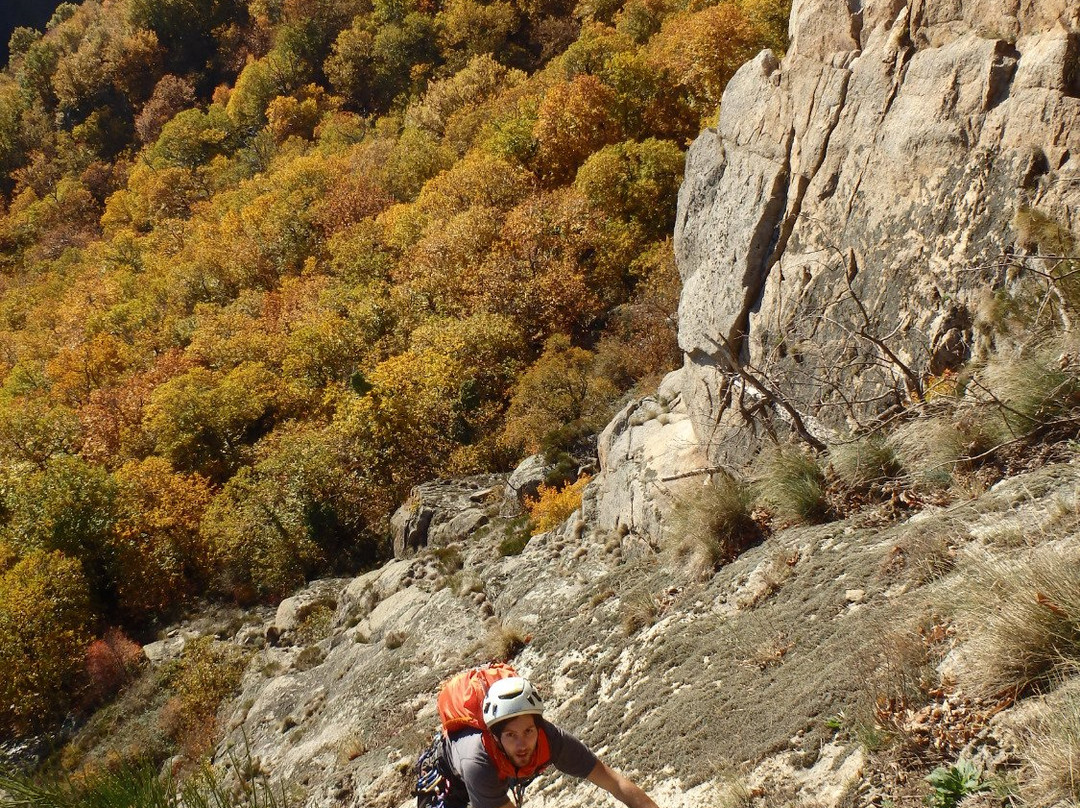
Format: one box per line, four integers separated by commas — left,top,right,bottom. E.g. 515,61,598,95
447,729,491,770
538,719,579,745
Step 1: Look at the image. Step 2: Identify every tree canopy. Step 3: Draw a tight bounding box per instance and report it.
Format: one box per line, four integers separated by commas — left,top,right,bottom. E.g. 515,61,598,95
0,0,790,741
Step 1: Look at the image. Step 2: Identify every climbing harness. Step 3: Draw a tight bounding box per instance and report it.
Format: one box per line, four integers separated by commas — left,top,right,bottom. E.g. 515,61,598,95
415,733,451,808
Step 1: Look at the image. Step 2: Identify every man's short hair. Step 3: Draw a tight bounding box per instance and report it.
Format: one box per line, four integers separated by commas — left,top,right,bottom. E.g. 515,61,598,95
492,713,539,739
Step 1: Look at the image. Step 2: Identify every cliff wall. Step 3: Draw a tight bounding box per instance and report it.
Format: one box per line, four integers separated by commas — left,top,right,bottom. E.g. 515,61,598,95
673,0,1080,462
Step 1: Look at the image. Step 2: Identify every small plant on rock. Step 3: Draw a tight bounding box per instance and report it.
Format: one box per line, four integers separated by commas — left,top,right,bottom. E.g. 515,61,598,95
294,605,334,647
498,516,532,556
925,760,989,808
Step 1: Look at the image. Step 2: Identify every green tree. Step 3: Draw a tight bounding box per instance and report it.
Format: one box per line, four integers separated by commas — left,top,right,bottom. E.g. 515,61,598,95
127,0,244,77
200,465,322,603
2,455,118,608
574,137,683,238
148,105,233,169
0,399,83,466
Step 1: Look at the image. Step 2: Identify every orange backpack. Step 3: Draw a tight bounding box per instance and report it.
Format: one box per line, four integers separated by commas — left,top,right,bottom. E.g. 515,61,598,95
437,662,519,735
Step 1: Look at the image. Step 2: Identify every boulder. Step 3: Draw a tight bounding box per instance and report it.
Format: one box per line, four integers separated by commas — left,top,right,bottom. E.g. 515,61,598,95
266,578,349,647
390,475,504,558
502,454,551,514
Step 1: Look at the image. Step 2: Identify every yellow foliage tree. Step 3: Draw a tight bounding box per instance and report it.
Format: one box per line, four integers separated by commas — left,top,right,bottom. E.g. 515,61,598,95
0,550,92,738
526,474,591,534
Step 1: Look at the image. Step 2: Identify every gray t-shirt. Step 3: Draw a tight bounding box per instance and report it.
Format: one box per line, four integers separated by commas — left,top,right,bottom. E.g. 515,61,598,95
445,719,598,808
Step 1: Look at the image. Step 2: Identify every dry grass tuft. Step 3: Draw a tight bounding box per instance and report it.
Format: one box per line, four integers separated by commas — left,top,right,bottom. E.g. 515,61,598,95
483,623,530,662
954,547,1080,698
829,434,902,491
754,446,831,523
888,415,971,489
670,474,761,570
879,525,959,586
850,615,946,752
977,343,1080,437
1019,678,1080,805
619,588,658,635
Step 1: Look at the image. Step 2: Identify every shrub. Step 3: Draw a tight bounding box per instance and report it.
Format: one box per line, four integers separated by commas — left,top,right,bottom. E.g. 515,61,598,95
84,627,145,707
753,446,830,523
953,547,1080,698
165,637,250,756
670,475,759,569
526,475,591,535
294,605,334,647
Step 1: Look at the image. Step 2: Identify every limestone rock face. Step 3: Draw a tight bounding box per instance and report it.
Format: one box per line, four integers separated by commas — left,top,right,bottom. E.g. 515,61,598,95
674,0,1080,459
588,369,711,544
390,475,502,558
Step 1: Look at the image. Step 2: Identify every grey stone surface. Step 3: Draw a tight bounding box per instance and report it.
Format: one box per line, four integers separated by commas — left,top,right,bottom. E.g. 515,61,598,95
674,0,1080,462
391,475,504,558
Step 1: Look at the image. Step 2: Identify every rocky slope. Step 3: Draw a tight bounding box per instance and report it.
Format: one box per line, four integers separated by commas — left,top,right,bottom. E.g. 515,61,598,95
131,1,1080,806
191,455,1080,808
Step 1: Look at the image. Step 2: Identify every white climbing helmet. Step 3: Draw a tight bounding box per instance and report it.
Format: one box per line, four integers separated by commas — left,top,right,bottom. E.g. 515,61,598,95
482,677,545,729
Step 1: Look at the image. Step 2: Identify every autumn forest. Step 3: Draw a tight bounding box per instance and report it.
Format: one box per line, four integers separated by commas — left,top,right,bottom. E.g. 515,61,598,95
0,0,788,740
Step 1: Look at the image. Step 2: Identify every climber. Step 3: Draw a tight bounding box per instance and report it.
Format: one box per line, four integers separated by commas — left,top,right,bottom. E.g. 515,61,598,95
416,672,660,808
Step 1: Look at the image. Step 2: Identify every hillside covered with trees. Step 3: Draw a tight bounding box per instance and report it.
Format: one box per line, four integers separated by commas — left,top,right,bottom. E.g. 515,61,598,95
0,0,789,743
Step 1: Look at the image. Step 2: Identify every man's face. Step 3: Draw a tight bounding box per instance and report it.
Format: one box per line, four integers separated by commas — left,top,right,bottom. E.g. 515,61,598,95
496,715,539,767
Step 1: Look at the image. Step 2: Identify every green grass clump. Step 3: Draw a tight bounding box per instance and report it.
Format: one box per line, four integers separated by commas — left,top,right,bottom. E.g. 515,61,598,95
754,446,830,523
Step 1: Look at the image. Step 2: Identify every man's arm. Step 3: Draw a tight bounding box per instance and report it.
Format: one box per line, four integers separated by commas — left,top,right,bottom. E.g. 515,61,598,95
586,760,660,808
